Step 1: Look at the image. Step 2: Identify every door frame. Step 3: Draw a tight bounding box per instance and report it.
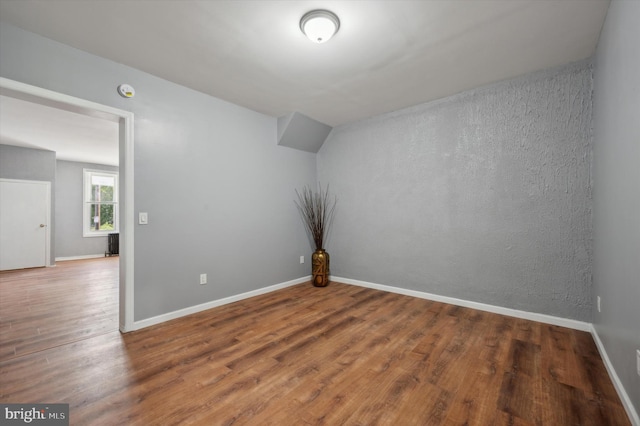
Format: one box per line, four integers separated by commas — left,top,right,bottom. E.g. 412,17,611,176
0,178,51,269
0,77,135,332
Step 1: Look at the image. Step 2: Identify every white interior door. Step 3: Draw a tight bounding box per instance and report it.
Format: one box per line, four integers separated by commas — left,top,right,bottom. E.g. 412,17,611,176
0,179,50,270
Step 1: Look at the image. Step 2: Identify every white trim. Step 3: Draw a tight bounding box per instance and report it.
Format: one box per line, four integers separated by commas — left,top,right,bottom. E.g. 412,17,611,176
121,113,135,332
124,271,640,424
0,178,51,268
0,77,134,120
333,276,591,331
591,325,640,426
0,77,135,333
333,277,640,423
56,254,106,262
131,276,311,331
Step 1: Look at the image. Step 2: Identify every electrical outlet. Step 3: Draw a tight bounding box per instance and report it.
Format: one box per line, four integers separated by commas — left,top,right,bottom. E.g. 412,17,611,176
637,350,640,377
597,296,601,313
300,256,305,264
200,273,207,285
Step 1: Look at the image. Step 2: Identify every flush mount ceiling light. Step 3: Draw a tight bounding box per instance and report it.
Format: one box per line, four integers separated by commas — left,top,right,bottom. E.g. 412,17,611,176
300,10,340,44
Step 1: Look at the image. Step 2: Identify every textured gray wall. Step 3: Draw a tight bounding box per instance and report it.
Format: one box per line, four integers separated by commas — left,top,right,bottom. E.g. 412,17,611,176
0,23,316,321
55,160,119,258
592,0,640,416
318,62,593,321
0,144,57,264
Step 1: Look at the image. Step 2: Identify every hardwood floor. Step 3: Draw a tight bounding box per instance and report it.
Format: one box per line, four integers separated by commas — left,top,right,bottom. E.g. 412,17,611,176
0,261,630,425
0,257,118,361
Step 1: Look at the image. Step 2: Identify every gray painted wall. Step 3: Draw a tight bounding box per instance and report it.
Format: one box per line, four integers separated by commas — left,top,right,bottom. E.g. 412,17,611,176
1,10,637,417
592,0,640,416
0,144,57,264
0,23,316,321
56,160,119,258
318,61,593,321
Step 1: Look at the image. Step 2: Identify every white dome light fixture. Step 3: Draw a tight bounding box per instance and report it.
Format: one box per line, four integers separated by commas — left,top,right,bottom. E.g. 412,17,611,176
300,10,340,44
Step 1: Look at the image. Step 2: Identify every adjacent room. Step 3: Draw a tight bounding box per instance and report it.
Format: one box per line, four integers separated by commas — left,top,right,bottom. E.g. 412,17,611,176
0,1,638,424
0,103,121,358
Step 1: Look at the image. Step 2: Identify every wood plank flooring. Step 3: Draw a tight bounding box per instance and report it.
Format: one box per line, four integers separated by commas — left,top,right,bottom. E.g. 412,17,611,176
0,260,630,425
0,257,118,360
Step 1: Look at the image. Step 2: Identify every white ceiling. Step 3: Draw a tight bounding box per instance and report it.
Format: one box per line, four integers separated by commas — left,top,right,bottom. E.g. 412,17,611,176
0,0,610,163
0,95,119,166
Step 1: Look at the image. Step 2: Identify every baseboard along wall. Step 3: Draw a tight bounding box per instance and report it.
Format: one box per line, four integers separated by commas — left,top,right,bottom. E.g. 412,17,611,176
130,274,638,425
131,276,311,331
591,325,640,426
333,276,591,331
334,276,638,426
55,254,106,262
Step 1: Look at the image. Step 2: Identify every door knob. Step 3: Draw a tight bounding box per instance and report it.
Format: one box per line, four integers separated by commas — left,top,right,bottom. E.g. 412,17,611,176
40,224,46,227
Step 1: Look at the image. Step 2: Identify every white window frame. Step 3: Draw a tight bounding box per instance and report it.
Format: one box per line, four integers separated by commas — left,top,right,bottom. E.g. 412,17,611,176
83,168,119,237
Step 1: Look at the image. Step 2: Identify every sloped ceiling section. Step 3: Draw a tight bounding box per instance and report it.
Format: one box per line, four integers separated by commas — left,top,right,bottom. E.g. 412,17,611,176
278,112,333,153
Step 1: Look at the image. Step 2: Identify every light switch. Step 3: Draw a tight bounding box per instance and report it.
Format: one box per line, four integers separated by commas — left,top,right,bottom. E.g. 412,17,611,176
139,212,148,225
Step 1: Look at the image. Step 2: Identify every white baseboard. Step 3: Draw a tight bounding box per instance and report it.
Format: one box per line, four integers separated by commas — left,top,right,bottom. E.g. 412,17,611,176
333,276,591,331
126,273,637,423
56,254,106,262
591,325,640,426
335,276,637,424
131,275,311,331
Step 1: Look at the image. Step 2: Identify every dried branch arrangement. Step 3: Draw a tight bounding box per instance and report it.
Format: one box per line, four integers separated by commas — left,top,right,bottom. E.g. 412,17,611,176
294,184,337,250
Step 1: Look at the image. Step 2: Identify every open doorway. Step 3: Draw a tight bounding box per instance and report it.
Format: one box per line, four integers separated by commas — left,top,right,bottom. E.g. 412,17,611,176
0,77,134,335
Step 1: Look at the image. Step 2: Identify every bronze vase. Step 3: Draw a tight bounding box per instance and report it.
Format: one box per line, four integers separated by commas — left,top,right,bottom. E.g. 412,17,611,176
312,248,330,287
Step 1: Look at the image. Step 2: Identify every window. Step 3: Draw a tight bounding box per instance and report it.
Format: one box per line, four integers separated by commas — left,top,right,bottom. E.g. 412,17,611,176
83,169,118,237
